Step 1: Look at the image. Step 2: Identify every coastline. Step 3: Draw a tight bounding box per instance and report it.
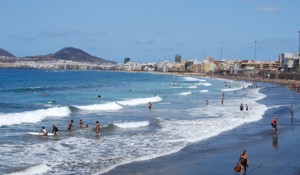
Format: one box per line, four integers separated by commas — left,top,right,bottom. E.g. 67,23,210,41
103,79,300,175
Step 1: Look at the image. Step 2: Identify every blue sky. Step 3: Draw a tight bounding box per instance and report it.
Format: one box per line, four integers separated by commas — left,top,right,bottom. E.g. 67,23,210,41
0,0,299,63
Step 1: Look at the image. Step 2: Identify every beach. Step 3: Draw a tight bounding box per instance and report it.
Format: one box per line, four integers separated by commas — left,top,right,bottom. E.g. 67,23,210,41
104,81,300,175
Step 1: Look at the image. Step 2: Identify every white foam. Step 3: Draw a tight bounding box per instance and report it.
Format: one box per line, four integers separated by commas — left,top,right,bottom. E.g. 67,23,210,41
75,102,123,111
117,96,162,106
114,121,150,128
187,85,197,89
178,91,192,96
200,89,209,93
182,77,206,82
5,163,51,175
182,77,199,81
0,107,71,127
195,82,212,86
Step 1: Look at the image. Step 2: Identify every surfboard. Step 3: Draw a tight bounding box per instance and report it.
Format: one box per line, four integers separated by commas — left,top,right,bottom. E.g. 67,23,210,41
28,132,55,136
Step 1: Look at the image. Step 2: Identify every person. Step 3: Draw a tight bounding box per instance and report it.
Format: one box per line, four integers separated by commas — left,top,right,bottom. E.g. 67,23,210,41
68,120,74,131
271,116,278,134
290,105,294,118
40,126,48,136
52,125,59,135
240,103,244,111
148,102,152,111
245,104,248,111
98,95,101,98
95,121,100,133
79,119,83,128
239,150,249,175
206,100,209,106
221,97,224,105
84,124,89,128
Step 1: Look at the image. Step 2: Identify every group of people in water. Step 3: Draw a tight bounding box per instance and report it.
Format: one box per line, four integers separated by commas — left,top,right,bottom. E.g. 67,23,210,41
40,119,101,136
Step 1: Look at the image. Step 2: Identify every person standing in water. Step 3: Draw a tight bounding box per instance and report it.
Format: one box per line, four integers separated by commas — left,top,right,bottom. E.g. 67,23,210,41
52,125,59,135
271,116,278,134
79,119,83,128
148,102,152,111
68,120,74,131
290,105,294,118
240,103,244,111
95,121,100,133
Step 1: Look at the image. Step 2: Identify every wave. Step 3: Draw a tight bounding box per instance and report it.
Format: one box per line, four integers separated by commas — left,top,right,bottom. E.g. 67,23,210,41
182,77,206,82
113,121,150,128
75,102,123,111
195,82,212,86
177,91,192,96
5,164,51,175
200,89,209,93
0,107,71,127
116,96,162,106
187,85,197,89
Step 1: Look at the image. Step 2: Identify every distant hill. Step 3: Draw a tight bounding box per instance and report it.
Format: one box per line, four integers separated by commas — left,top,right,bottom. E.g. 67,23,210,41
45,47,116,64
0,48,15,57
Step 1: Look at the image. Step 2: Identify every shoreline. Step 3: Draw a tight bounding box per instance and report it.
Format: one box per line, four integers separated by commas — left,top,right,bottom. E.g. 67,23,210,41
104,77,300,175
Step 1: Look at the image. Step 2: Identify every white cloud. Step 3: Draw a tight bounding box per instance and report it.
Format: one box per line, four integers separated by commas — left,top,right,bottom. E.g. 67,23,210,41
256,6,280,13
135,38,156,45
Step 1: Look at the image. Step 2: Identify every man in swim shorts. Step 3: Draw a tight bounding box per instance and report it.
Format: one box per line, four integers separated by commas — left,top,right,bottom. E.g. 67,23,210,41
52,125,59,135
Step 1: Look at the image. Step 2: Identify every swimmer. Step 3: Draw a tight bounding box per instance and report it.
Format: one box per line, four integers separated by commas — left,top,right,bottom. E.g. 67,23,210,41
68,120,74,131
52,125,59,135
148,102,152,111
79,119,83,128
40,126,48,136
95,121,100,133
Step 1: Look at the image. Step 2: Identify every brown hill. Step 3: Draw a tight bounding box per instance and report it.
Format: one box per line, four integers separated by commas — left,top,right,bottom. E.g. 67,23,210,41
0,48,15,57
49,47,116,64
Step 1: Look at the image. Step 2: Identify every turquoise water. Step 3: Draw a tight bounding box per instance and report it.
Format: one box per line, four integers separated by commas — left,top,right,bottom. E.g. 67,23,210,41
0,69,269,174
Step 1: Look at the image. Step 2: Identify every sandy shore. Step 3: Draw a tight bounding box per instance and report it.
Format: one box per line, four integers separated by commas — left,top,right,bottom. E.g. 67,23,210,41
103,78,300,175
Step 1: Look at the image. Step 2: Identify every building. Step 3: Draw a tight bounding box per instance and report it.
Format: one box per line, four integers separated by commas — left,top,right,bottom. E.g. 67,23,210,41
278,52,299,72
175,54,181,63
124,58,130,64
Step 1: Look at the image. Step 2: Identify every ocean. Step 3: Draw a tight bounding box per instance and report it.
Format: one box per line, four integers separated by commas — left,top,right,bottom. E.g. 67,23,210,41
0,69,274,174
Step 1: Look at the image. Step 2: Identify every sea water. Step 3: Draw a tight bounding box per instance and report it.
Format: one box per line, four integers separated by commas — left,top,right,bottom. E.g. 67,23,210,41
0,69,267,175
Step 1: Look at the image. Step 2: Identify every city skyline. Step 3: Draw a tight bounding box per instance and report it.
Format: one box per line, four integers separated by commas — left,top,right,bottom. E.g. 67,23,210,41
0,0,299,63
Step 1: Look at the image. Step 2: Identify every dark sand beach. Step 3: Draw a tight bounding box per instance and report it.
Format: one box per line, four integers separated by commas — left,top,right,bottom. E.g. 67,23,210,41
104,81,300,175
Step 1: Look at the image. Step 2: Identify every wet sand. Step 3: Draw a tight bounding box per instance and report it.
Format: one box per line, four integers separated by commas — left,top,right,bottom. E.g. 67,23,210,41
103,81,300,175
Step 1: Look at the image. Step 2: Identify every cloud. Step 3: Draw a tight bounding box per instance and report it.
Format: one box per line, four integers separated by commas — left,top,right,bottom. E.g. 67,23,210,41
135,38,156,45
256,6,280,13
154,31,165,36
39,28,82,38
9,34,35,41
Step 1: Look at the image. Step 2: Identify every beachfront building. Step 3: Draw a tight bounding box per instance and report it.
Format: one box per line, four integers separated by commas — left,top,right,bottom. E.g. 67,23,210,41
175,54,181,63
278,52,299,72
157,60,172,72
203,59,216,73
190,62,204,73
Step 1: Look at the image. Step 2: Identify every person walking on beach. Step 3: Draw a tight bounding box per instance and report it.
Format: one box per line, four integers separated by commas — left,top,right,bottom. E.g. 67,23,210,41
68,120,74,131
290,105,294,118
95,121,100,133
239,150,249,175
271,116,278,134
148,102,152,111
52,125,59,135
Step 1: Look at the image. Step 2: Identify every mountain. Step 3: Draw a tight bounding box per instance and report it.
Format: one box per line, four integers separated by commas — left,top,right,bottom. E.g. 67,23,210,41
0,48,15,57
49,47,116,64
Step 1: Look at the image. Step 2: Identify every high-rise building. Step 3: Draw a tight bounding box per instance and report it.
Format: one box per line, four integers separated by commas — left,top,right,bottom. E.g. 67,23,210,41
175,54,181,63
124,58,130,64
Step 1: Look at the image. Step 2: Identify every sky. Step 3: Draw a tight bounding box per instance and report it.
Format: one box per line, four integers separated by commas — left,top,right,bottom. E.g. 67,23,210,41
0,0,300,63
